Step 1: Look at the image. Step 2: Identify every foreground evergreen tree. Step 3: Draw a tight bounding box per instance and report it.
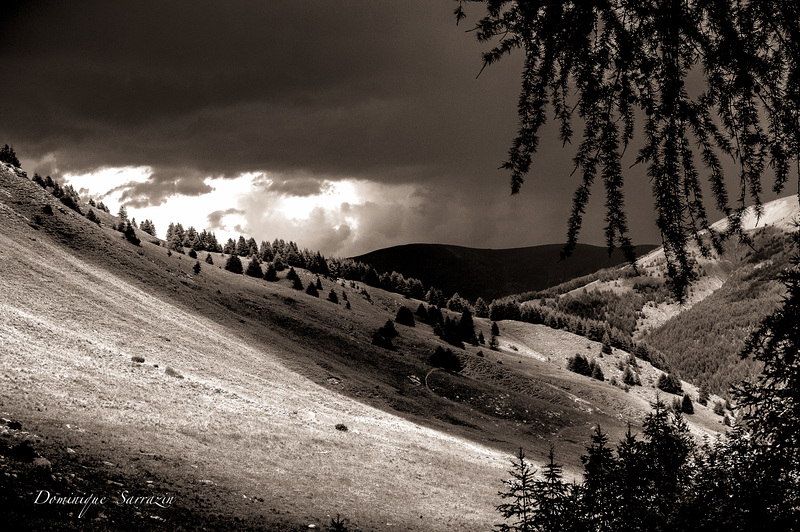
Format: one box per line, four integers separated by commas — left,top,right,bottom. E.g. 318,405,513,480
224,254,243,274
496,448,536,532
732,227,800,527
327,288,339,304
456,1,800,298
193,261,201,275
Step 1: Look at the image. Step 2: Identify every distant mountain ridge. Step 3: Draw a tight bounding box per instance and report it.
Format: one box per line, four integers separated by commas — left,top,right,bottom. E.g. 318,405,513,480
353,242,659,301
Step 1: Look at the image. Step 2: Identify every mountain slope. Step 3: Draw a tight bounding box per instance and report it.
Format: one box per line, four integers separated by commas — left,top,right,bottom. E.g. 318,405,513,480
352,242,658,302
502,195,800,397
0,163,722,530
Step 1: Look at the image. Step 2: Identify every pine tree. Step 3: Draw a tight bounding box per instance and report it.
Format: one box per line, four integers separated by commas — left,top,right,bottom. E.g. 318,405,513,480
327,289,339,303
245,256,263,278
496,448,536,532
264,262,278,282
224,254,243,274
681,394,694,415
292,276,304,291
395,306,415,326
123,221,140,246
193,261,201,275
491,322,500,337
456,1,800,298
0,144,21,167
733,227,800,526
531,447,569,531
474,297,490,318
205,253,214,265
489,334,499,351
580,426,619,531
86,209,101,225
657,373,683,395
117,205,128,222
305,283,319,297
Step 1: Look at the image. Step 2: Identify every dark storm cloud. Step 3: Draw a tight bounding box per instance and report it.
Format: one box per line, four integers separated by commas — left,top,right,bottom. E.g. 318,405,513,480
0,0,519,184
263,177,328,198
117,170,215,208
0,0,664,249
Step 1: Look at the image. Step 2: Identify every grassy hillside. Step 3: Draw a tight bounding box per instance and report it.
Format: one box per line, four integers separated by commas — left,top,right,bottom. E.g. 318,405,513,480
352,242,657,302
0,163,722,530
492,211,798,398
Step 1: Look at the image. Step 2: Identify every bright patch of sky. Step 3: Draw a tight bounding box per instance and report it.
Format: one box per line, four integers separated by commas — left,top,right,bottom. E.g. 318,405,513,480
62,167,419,256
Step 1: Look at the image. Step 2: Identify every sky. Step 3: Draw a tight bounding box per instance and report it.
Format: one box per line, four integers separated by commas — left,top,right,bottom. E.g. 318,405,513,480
0,0,665,257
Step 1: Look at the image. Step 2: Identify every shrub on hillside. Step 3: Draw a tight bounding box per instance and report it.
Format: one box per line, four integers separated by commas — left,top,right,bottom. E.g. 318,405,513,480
188,249,197,259
205,253,214,265
224,254,244,274
430,346,462,372
395,306,415,326
372,320,398,350
165,366,184,379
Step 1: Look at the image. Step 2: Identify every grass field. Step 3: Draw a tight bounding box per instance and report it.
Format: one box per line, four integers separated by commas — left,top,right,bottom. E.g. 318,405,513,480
0,164,724,530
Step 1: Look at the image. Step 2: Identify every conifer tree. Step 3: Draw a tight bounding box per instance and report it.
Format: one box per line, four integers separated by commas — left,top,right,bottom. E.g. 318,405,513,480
456,1,800,297
474,297,490,318
264,262,278,282
123,220,140,246
205,253,214,265
292,276,304,290
224,254,243,274
193,261,201,275
395,305,415,327
496,448,536,532
0,144,21,167
245,256,263,278
681,394,694,415
327,289,339,303
305,282,319,297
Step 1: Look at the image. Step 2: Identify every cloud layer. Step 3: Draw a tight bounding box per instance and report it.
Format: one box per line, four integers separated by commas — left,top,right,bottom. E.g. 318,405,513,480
0,1,663,253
